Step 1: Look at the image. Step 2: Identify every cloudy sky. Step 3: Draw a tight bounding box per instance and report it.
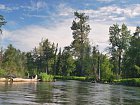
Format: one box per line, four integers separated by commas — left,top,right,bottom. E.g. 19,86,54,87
0,0,140,52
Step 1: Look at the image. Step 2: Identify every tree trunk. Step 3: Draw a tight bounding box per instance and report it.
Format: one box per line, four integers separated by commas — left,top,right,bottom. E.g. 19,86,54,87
118,49,122,77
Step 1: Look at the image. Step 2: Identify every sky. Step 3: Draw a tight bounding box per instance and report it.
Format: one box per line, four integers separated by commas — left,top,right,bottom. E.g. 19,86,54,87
0,0,140,52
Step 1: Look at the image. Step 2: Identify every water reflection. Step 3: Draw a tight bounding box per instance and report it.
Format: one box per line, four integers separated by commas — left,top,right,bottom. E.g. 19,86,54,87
0,81,140,105
35,82,53,104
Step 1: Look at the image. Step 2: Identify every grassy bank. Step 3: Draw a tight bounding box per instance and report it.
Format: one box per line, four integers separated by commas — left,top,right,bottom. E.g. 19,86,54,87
39,73,54,82
54,75,95,81
113,78,140,87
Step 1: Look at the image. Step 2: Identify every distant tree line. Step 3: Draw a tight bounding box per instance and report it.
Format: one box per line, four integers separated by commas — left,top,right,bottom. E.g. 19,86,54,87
0,12,139,80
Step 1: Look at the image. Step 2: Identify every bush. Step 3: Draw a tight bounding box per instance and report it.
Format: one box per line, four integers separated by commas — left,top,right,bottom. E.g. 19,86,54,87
0,69,6,77
39,73,54,82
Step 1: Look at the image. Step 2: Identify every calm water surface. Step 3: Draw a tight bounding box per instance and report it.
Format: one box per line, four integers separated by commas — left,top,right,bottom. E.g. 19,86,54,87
0,80,140,105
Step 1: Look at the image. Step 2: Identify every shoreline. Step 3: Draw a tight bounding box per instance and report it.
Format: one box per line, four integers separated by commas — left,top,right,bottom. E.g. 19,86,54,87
54,76,140,87
0,77,39,82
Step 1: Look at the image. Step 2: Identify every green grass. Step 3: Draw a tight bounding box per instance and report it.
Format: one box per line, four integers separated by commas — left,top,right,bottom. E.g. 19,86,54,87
0,69,6,77
39,73,54,82
54,75,95,81
113,78,140,87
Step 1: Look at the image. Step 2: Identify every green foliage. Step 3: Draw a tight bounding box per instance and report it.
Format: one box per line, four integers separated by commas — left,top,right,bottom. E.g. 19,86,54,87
2,44,26,77
0,69,6,77
122,26,140,78
39,73,54,82
109,24,131,79
100,55,114,82
134,65,140,74
57,47,75,76
0,15,6,34
54,75,95,81
114,78,140,87
25,39,58,75
71,11,91,76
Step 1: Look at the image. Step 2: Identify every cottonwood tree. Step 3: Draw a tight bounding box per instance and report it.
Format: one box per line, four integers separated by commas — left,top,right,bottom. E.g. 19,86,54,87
109,24,131,79
123,26,140,78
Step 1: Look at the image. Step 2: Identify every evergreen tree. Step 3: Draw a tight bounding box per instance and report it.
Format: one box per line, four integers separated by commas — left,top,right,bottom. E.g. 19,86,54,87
2,44,26,77
90,46,99,77
71,11,91,76
61,47,75,76
55,48,62,75
0,15,6,34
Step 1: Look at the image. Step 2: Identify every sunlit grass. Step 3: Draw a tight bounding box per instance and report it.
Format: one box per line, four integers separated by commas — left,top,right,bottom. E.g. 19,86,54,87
39,73,54,82
54,75,95,81
114,78,140,86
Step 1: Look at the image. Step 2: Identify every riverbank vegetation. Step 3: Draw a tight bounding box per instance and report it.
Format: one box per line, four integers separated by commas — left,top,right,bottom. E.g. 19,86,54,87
0,12,140,85
54,75,95,81
114,78,140,87
39,73,54,82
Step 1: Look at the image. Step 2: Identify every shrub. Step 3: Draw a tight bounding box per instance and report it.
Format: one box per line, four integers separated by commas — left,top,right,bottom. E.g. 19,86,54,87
0,69,6,77
39,73,54,82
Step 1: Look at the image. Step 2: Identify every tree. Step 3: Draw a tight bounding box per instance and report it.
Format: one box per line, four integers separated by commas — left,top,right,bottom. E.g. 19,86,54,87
71,11,91,76
109,24,131,79
26,52,36,75
100,54,113,81
122,26,140,78
0,15,6,65
55,48,62,75
61,47,75,76
2,44,26,77
90,46,99,78
30,39,57,74
0,15,6,34
41,39,56,74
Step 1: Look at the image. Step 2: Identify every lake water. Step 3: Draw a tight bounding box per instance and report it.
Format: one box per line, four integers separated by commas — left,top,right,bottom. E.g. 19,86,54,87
0,80,140,105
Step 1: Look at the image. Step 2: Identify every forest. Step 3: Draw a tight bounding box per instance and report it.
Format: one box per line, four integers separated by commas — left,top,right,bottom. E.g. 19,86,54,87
0,12,140,82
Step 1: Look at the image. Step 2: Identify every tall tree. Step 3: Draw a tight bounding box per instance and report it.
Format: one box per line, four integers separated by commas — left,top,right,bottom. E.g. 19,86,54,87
71,11,91,76
109,24,131,79
0,15,6,66
53,43,58,75
55,48,62,75
90,46,99,78
122,26,140,78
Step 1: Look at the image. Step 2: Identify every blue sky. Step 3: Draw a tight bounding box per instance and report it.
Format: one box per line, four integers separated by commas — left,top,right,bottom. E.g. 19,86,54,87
0,0,140,52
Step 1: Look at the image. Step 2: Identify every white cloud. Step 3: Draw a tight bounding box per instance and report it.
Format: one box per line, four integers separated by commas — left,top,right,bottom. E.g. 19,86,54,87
96,0,114,2
2,17,136,52
57,3,74,16
1,19,132,52
21,0,47,12
31,0,47,10
2,19,73,51
23,14,49,18
0,3,19,11
2,19,110,52
0,4,5,10
79,4,140,23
